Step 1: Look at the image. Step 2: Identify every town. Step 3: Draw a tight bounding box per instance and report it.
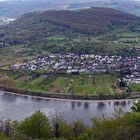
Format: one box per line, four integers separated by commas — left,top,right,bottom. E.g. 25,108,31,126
11,53,140,84
0,16,15,26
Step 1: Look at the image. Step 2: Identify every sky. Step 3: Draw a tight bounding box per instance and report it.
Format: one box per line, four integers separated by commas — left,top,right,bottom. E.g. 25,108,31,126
0,0,140,1
0,0,140,3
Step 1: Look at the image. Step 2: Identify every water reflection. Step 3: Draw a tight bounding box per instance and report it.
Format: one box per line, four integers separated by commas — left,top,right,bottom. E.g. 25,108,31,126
0,91,138,124
33,98,43,102
84,102,89,110
108,101,111,105
71,102,90,110
114,101,120,106
2,93,17,102
97,102,106,110
18,95,29,101
77,102,82,107
128,101,131,105
120,101,127,107
71,101,76,110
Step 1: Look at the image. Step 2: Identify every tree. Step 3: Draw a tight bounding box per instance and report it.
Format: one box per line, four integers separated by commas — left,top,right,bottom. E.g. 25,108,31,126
52,115,73,139
72,120,86,137
17,111,52,139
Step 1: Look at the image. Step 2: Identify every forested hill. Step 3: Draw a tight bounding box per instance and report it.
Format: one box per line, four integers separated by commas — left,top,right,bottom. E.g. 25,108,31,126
0,8,140,54
6,8,140,35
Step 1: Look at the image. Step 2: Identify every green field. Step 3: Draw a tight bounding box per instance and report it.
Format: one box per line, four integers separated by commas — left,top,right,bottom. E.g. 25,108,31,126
13,74,123,95
0,69,129,95
68,74,122,95
127,84,140,92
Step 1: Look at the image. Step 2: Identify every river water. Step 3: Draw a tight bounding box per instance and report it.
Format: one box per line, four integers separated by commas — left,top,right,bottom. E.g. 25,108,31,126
0,91,139,124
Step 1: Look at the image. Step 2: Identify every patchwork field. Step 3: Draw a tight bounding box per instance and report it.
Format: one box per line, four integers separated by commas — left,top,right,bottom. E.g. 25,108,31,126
12,74,123,95
68,74,122,95
0,68,128,95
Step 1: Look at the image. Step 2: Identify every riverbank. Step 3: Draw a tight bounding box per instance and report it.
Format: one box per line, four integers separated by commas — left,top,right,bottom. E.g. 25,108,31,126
0,86,140,100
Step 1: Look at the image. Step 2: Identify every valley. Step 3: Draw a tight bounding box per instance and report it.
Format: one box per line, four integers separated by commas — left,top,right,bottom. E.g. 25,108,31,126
0,8,140,96
0,1,140,140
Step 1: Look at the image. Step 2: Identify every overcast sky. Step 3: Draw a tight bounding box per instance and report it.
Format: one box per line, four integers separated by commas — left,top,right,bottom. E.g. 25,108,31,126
0,0,139,1
0,0,140,2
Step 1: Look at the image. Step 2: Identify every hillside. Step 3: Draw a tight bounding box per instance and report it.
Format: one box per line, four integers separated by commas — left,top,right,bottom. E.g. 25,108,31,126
0,8,140,59
2,8,140,38
41,8,140,34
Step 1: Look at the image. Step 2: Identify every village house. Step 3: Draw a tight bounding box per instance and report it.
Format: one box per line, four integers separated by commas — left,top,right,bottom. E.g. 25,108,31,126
11,53,140,78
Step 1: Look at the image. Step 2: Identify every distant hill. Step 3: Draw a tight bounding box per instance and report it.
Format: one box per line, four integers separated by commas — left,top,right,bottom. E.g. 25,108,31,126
39,8,139,34
3,8,139,36
78,0,140,17
0,0,140,18
0,8,140,55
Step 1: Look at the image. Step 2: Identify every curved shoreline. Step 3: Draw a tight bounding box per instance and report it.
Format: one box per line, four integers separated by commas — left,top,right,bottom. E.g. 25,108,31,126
2,90,140,103
0,86,140,101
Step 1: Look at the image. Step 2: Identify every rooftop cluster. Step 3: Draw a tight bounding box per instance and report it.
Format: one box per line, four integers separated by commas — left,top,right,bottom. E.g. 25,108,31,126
11,53,140,74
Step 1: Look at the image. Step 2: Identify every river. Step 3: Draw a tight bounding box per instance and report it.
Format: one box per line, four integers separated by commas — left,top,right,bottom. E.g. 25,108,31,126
0,91,139,124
